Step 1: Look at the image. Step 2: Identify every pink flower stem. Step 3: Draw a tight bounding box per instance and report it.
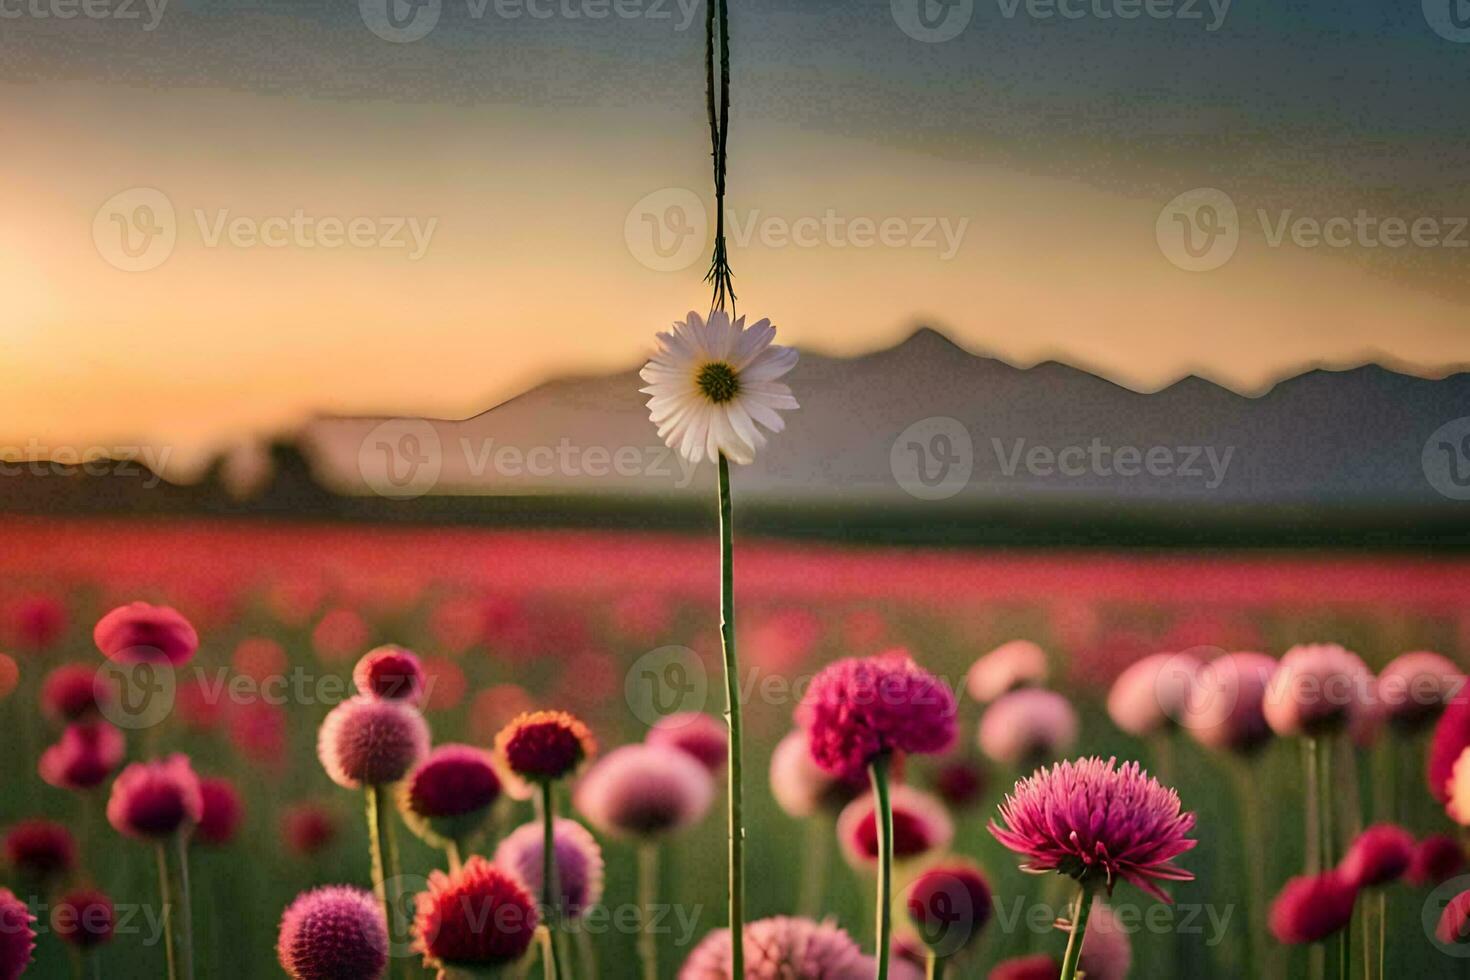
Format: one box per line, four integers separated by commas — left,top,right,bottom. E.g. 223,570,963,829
870,753,894,980
717,452,746,979
1059,882,1097,980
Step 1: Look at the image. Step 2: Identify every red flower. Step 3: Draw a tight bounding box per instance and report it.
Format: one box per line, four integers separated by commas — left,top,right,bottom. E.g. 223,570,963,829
353,645,426,704
282,803,338,857
93,602,198,665
196,777,244,845
51,890,115,948
41,664,109,722
412,856,538,970
39,722,125,791
3,820,77,881
1429,698,1470,804
1406,834,1467,887
1337,824,1413,889
106,755,203,840
495,710,595,788
1269,872,1357,944
0,888,36,980
906,861,993,956
1437,889,1470,946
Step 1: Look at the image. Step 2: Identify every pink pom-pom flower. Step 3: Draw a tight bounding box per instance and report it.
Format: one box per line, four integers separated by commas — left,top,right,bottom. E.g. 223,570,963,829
106,754,203,840
905,860,993,957
990,756,1196,903
412,856,539,973
797,650,957,781
277,885,388,980
1429,697,1470,804
282,803,338,857
399,744,502,848
1107,652,1202,738
838,785,953,869
0,888,35,980
646,712,727,773
677,915,869,979
1337,823,1413,889
966,640,1048,704
51,890,115,948
316,696,429,789
93,602,198,665
1182,652,1277,755
39,721,125,791
977,689,1078,768
574,743,714,839
1437,889,1470,946
1378,652,1462,729
352,645,426,704
493,817,605,920
196,776,244,846
1263,644,1372,738
41,664,110,722
768,729,859,819
1268,872,1357,944
495,710,596,793
3,820,77,881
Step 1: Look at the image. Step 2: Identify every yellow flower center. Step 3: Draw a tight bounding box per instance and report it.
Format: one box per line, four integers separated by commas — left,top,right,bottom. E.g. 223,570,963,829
696,361,740,404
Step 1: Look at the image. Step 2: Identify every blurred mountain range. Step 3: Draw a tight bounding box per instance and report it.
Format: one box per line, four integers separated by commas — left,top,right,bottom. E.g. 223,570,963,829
7,328,1470,547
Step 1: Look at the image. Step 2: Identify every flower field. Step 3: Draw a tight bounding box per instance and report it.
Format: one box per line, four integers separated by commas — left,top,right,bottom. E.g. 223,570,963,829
2,515,1470,978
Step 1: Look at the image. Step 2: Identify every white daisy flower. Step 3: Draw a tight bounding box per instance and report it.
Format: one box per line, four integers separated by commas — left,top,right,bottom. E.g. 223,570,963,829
640,310,799,465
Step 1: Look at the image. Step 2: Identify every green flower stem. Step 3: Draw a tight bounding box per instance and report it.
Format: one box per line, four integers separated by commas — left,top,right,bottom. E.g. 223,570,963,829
717,452,746,979
796,816,831,918
1229,758,1269,979
445,838,463,874
1303,739,1321,874
539,782,563,980
637,843,660,980
870,754,894,980
1059,883,1097,980
174,830,195,980
925,950,944,980
155,842,178,980
365,785,409,980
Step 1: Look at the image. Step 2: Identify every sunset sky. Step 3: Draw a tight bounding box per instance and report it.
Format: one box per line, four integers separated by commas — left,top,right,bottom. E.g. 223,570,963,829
6,0,1469,474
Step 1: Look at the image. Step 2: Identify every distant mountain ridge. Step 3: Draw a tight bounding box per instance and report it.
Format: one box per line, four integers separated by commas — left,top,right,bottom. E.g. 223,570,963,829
299,327,1470,511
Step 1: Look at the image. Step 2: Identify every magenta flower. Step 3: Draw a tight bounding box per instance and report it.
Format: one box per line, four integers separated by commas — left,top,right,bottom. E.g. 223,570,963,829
797,650,957,781
768,729,860,819
106,755,203,840
1337,823,1413,889
316,695,429,788
1262,643,1372,738
1428,697,1470,804
977,689,1078,768
352,644,426,704
196,776,244,846
989,954,1061,980
905,860,993,957
1269,872,1356,944
277,886,388,980
990,757,1197,902
1106,652,1202,738
574,743,714,839
3,820,77,881
40,721,125,791
1181,652,1277,756
399,744,502,848
41,664,110,722
493,817,605,920
932,759,986,810
0,888,35,980
966,640,1049,704
93,602,198,665
837,785,953,869
1407,834,1467,886
647,712,728,773
51,889,115,948
494,710,596,792
1378,651,1462,729
281,803,338,857
677,915,870,979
